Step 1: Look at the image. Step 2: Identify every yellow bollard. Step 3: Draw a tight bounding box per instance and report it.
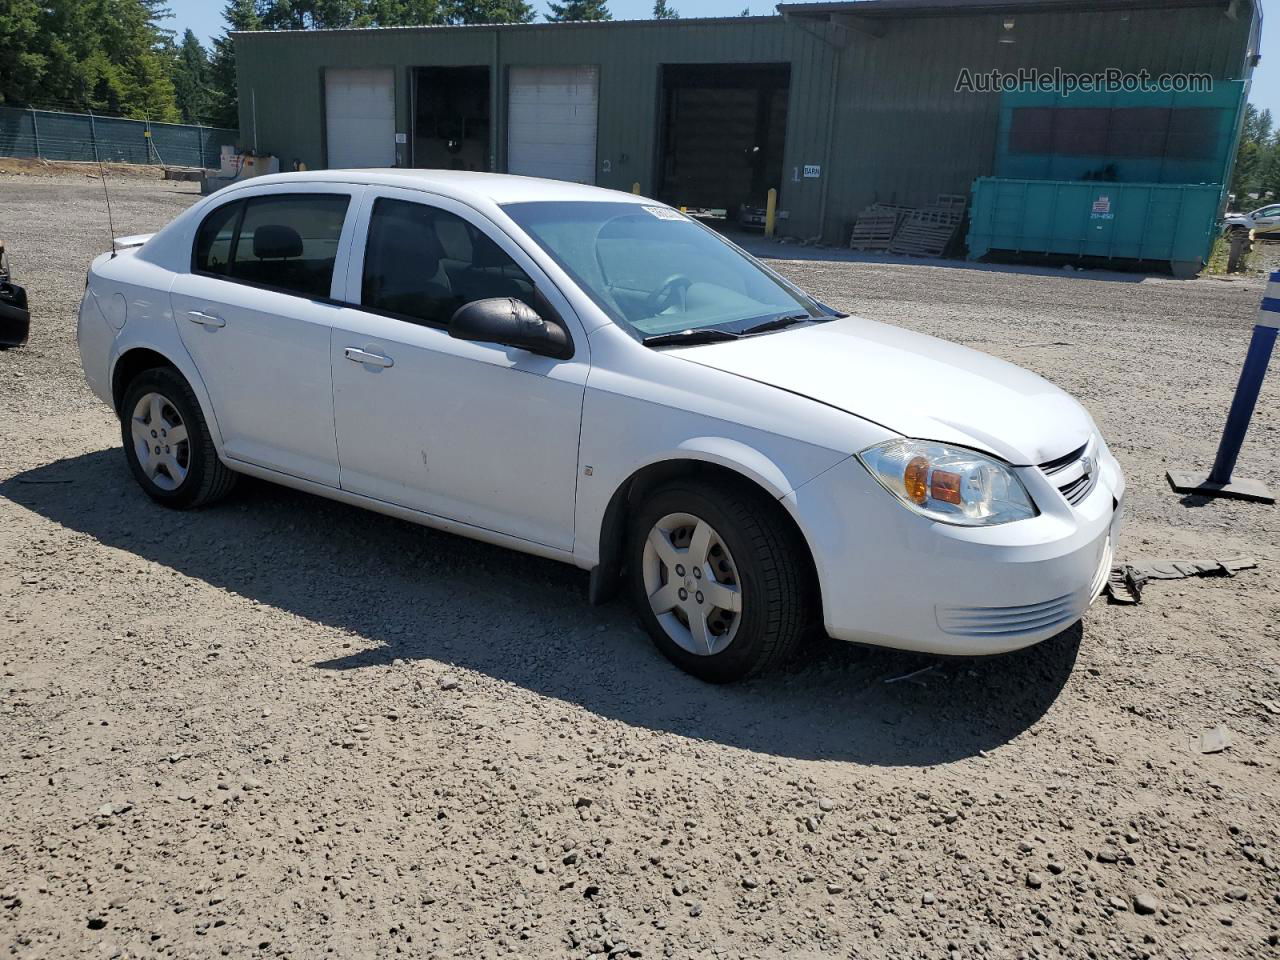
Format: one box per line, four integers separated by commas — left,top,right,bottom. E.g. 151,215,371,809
632,182,641,194
765,188,778,239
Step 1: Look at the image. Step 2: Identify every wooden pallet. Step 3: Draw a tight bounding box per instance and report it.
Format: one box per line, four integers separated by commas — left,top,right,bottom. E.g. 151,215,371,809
889,205,964,258
849,203,911,251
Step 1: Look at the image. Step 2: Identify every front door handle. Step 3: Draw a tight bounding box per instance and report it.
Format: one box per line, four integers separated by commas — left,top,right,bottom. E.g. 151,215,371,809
185,310,225,328
344,346,394,368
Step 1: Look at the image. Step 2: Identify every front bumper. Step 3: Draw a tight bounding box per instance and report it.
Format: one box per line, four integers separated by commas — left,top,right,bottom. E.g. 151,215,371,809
785,442,1125,656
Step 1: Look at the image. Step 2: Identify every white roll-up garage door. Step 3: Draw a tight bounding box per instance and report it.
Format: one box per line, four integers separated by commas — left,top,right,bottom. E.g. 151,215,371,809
325,68,395,169
507,66,598,184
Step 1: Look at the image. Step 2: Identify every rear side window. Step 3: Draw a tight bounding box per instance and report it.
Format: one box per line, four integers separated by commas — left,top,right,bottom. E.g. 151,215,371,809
193,200,242,277
191,193,350,299
361,198,534,327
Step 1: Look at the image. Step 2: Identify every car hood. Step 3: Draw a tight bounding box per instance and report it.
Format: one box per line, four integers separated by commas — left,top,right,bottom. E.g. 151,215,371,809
666,316,1094,465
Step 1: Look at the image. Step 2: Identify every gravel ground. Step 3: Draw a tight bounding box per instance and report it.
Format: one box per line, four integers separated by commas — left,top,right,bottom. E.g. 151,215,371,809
1,175,1278,960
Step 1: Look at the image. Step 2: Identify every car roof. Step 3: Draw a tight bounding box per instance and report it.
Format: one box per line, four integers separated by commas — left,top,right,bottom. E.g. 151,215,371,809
223,169,653,207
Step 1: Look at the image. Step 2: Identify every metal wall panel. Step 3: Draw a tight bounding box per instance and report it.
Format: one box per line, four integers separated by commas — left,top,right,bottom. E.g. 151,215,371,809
822,3,1254,239
234,2,1254,241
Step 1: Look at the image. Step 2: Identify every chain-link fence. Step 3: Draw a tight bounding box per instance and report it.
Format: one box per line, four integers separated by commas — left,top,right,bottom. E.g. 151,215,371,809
0,105,239,169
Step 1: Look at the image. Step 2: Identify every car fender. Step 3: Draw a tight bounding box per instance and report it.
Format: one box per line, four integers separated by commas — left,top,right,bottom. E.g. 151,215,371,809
576,424,846,569
665,436,795,499
109,323,228,456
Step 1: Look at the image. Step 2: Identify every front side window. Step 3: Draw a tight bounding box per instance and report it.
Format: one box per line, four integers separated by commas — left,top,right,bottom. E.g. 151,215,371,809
501,201,822,339
191,193,350,299
361,198,535,327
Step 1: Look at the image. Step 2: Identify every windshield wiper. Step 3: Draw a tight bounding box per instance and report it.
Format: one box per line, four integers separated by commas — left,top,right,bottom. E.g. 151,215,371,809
739,313,815,336
642,328,742,347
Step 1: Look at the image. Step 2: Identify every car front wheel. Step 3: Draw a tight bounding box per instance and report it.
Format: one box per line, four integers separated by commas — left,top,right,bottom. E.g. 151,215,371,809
120,366,236,508
627,478,811,682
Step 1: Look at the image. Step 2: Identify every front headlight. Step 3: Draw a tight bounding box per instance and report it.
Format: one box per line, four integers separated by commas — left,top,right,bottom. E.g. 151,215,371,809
857,439,1037,526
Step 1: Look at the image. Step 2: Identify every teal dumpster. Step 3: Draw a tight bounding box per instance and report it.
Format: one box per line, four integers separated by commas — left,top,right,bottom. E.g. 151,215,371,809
967,178,1223,277
993,84,1246,186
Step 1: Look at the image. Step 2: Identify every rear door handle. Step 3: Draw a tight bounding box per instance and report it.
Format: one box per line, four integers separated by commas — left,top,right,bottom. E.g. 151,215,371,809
185,310,225,328
344,347,394,368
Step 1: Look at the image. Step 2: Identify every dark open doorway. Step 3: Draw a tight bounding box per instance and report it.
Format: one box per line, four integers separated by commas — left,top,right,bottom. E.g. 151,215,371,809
411,66,491,172
656,63,790,225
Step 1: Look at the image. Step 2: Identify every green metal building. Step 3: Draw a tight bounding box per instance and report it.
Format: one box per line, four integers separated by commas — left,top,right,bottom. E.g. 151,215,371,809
234,0,1261,246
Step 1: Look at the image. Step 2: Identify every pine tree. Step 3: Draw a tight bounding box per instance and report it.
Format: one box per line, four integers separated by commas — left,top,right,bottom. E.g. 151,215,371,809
652,0,677,18
545,0,610,22
171,29,211,123
208,0,260,129
366,0,446,25
0,0,47,105
260,0,368,30
450,0,534,23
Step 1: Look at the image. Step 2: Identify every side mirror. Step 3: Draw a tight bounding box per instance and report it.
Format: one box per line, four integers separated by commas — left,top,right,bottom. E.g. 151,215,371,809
449,297,571,360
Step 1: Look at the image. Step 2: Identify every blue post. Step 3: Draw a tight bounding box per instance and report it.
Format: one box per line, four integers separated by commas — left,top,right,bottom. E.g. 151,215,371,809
1167,270,1278,504
1207,324,1278,484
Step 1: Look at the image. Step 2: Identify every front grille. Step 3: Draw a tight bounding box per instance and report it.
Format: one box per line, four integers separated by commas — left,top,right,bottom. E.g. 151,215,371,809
1058,471,1095,506
936,594,1077,638
1039,443,1088,477
1039,441,1097,507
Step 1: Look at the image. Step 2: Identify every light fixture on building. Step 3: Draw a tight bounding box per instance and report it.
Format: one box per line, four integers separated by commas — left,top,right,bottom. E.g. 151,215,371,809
999,17,1016,43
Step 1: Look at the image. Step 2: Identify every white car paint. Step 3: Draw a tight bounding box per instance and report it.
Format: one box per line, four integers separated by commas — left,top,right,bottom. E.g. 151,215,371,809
1223,203,1280,238
77,169,1124,657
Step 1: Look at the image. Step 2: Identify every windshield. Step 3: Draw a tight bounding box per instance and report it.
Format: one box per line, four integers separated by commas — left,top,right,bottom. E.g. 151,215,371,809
502,201,825,339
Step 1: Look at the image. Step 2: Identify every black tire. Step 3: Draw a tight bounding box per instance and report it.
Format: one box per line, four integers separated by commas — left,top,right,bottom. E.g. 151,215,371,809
119,366,237,508
626,478,812,683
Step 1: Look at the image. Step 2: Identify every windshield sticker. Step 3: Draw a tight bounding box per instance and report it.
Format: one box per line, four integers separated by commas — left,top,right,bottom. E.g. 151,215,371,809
643,205,686,221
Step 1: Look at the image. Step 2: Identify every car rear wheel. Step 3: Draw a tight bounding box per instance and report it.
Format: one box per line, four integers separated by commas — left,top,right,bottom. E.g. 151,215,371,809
627,479,811,682
120,366,236,508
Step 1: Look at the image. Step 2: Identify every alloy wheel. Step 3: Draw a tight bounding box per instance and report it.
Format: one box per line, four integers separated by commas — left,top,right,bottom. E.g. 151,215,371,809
641,511,743,656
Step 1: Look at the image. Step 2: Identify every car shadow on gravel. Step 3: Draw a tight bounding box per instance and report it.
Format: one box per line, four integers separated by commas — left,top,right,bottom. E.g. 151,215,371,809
4,449,1081,766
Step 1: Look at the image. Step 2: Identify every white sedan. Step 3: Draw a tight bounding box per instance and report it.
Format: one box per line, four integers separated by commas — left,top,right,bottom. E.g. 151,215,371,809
77,171,1124,682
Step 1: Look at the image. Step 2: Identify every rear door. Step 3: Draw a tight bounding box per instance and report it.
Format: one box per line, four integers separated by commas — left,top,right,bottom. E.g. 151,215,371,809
325,68,395,169
170,183,360,485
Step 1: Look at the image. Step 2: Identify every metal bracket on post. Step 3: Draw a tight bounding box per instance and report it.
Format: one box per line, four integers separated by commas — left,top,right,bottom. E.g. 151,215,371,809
30,106,41,160
87,107,101,165
1167,271,1279,504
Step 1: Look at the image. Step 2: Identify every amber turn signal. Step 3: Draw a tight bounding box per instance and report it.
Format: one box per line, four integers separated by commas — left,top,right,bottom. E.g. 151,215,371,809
904,456,930,504
930,469,962,504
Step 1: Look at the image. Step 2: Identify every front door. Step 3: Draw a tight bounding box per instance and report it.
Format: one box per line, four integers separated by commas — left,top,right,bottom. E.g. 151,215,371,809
329,188,588,551
171,186,359,486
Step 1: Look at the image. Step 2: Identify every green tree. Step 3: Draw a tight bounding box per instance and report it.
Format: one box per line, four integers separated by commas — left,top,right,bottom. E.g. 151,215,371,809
208,0,260,129
1231,103,1274,202
0,0,48,105
32,0,180,120
171,28,211,122
367,0,445,24
545,0,610,21
259,0,368,29
652,0,677,18
1244,103,1273,146
1256,145,1280,202
449,0,533,23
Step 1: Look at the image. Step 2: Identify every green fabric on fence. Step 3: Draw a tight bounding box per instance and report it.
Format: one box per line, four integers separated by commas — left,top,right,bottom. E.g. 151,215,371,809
0,105,238,169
